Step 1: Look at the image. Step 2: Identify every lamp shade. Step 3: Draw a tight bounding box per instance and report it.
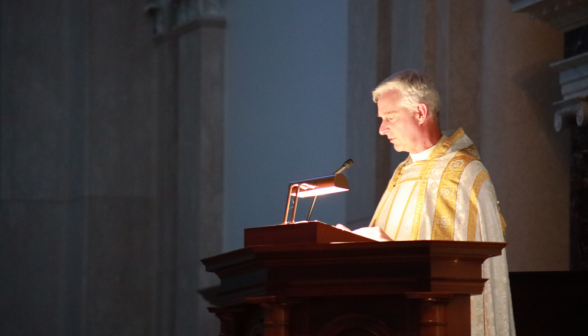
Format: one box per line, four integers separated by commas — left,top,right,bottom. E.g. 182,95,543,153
289,174,349,198
283,173,350,224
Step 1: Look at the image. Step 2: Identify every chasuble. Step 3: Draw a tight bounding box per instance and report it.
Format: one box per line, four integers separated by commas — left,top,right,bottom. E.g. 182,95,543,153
369,128,516,336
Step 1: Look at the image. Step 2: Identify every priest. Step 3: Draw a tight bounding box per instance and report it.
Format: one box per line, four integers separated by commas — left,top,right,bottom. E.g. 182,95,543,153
339,70,516,336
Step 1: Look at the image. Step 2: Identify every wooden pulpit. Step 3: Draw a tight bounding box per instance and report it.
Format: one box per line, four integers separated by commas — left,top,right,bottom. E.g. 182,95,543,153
201,221,505,336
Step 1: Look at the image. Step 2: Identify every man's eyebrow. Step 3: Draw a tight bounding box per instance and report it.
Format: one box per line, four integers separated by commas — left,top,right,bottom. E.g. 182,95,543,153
378,111,396,117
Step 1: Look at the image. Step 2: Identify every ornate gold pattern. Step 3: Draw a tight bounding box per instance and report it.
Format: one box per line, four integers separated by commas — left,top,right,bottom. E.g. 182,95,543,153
467,171,490,241
411,129,464,240
431,144,478,240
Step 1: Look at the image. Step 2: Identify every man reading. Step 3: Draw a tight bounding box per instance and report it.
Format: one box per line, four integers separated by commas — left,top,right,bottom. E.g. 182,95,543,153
339,70,516,336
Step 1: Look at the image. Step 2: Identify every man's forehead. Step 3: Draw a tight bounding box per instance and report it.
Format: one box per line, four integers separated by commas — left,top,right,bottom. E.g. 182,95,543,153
378,88,403,100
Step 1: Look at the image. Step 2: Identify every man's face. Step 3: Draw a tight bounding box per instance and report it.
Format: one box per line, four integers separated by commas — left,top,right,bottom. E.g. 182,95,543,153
377,89,423,153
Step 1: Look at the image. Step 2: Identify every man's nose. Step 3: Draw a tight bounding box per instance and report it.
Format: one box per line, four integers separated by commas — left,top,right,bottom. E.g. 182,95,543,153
379,121,387,135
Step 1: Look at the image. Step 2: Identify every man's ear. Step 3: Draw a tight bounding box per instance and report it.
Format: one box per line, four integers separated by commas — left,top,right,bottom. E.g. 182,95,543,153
415,103,429,125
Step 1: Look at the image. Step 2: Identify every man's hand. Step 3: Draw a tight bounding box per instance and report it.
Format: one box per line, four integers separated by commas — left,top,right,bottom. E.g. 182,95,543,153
352,227,392,242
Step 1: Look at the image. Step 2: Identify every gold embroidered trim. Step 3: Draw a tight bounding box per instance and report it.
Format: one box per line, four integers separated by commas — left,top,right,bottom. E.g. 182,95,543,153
369,158,409,227
388,157,411,191
411,128,465,240
499,212,507,237
431,145,478,240
410,180,427,240
498,202,507,237
405,161,426,167
467,170,490,241
382,186,402,232
369,184,393,227
396,181,418,240
397,177,423,184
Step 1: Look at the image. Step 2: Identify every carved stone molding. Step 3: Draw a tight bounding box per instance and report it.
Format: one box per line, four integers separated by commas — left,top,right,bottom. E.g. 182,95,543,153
551,53,588,130
511,0,588,32
553,98,588,131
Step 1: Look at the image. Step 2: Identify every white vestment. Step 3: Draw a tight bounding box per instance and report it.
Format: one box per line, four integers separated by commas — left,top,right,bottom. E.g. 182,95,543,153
369,128,516,336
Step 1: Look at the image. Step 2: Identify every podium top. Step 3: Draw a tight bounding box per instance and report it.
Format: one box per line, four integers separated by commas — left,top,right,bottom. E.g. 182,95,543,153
202,236,507,306
243,221,375,247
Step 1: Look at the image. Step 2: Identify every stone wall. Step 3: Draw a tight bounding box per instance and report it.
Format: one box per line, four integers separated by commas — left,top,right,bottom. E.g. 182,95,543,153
0,0,224,335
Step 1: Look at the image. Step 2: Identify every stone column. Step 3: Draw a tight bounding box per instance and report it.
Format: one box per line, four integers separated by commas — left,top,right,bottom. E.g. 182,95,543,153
148,1,226,334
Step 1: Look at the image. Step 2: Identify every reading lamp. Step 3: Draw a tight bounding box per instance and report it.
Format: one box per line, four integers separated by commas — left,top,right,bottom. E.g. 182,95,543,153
282,173,349,224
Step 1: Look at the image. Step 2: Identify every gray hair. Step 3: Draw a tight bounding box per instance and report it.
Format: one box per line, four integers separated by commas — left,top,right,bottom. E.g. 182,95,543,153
372,70,441,120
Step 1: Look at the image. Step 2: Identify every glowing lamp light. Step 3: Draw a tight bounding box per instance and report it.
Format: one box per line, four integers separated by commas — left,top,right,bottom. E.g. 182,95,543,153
292,186,348,198
283,174,349,224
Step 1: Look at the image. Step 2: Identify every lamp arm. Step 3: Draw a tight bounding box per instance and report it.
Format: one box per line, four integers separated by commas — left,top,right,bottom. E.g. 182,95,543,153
290,185,301,223
283,184,298,224
306,196,318,221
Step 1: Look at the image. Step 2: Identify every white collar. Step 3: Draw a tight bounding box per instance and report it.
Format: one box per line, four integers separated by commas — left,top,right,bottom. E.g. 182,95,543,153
409,145,436,162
